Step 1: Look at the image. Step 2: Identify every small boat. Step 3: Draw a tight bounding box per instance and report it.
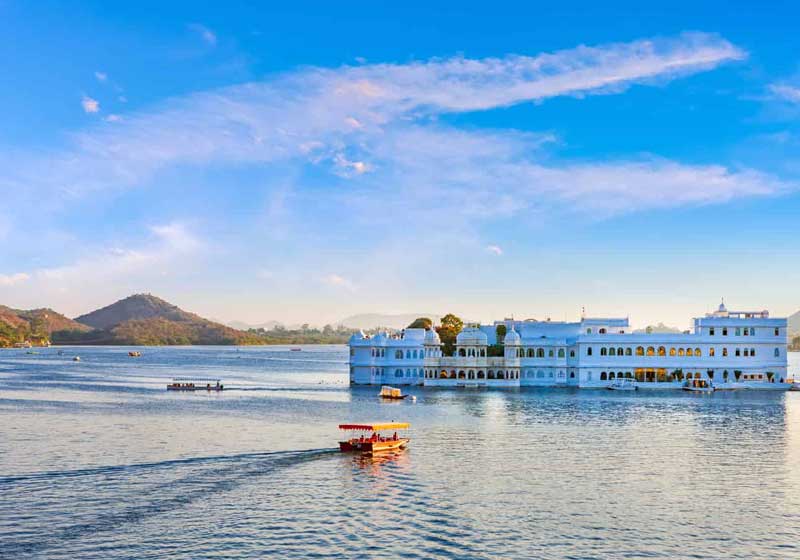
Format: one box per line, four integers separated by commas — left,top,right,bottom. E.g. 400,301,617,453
290,347,302,352
338,422,410,454
379,385,407,400
167,378,224,391
73,356,81,362
683,379,714,393
128,351,142,357
607,378,637,391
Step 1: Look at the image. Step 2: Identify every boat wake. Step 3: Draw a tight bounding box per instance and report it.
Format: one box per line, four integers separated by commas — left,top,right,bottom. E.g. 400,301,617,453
0,448,339,557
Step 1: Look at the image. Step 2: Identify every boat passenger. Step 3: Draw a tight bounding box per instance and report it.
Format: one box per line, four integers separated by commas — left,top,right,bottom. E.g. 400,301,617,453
393,432,398,441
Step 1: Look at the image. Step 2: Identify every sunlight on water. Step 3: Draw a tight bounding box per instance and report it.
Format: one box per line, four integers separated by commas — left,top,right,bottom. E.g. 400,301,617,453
1,346,799,559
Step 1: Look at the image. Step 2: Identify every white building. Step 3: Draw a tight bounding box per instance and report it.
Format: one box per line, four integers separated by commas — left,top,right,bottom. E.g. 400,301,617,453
348,303,790,390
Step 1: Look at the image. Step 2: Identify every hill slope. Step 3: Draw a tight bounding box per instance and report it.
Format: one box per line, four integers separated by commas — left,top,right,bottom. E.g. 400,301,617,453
60,294,260,346
788,310,800,335
0,306,90,347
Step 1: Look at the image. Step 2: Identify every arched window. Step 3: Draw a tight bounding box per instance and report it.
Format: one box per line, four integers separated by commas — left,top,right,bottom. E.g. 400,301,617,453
743,349,748,357
395,350,403,359
599,328,606,334
549,349,554,357
669,348,676,357
722,328,728,336
678,348,684,357
609,372,616,379
722,348,728,357
468,370,474,379
709,348,715,357
570,350,575,357
735,349,740,357
458,348,466,357
477,370,485,379
646,347,655,357
636,346,644,356
695,348,701,357
609,347,616,356
774,328,780,336
600,348,607,356
625,348,632,356
527,348,534,358
480,349,486,357
537,348,545,358
586,328,592,334
750,348,755,356
518,348,524,358
658,346,666,356
735,328,741,336
536,370,544,378
570,371,575,378
458,370,466,379
600,372,607,380
558,349,565,358
774,348,780,357
751,328,757,336
617,347,624,356
587,347,593,356
488,370,495,379
395,369,403,377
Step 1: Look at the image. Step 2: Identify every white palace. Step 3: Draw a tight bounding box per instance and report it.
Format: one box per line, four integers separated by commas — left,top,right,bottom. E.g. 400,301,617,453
348,303,791,390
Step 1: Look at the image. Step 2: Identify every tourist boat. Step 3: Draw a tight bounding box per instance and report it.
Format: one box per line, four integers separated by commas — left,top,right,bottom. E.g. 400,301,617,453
167,378,224,391
683,379,714,393
73,356,81,362
607,378,637,391
128,351,142,357
338,423,410,453
290,347,302,352
379,385,407,399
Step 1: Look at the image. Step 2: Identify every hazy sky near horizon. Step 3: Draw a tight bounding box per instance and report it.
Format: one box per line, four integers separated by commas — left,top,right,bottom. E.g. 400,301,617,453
2,1,800,328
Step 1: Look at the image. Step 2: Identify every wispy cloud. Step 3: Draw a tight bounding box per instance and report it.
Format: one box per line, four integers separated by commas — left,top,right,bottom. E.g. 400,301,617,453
0,272,30,287
81,95,100,113
94,71,108,82
323,274,356,292
769,83,800,104
486,245,503,256
189,23,217,46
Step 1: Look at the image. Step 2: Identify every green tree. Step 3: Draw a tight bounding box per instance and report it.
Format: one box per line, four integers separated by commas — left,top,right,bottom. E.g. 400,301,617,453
495,324,507,343
407,317,433,329
436,313,463,356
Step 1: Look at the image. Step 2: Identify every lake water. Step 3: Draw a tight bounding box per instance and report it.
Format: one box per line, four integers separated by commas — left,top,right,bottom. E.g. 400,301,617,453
1,346,799,559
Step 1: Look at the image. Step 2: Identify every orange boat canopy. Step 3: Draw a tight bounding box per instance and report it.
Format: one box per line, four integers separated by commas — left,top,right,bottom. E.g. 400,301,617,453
338,422,410,431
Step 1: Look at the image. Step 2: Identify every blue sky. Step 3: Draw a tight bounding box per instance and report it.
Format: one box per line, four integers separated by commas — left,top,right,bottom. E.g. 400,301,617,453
2,1,800,328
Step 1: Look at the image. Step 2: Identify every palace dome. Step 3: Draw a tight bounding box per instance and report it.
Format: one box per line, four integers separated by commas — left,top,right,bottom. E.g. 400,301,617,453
424,328,441,345
504,326,521,346
456,326,488,346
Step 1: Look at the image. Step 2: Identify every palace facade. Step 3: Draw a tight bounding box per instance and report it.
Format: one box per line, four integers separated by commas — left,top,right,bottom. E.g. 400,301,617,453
348,303,790,390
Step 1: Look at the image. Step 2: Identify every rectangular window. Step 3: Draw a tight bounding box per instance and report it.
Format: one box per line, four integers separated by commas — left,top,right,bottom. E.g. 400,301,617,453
710,328,715,336
775,328,780,336
587,347,592,356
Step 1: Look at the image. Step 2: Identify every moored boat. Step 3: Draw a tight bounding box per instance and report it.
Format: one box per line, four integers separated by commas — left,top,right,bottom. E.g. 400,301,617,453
379,385,407,399
608,379,637,391
683,379,714,393
128,351,142,357
338,422,410,453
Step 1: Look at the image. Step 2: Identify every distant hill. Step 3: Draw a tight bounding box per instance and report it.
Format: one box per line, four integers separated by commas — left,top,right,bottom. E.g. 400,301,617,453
58,294,261,346
338,313,441,330
0,305,90,347
633,322,683,334
226,320,283,331
789,310,800,335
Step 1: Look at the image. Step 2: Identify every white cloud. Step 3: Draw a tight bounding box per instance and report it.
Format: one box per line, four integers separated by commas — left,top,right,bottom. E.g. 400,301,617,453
105,114,122,122
323,274,355,292
769,83,800,104
486,245,503,256
0,272,30,286
189,23,217,46
81,96,100,113
95,71,108,82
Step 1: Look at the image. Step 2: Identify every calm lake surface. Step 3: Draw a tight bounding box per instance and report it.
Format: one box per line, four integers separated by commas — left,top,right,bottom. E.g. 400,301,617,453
1,346,799,559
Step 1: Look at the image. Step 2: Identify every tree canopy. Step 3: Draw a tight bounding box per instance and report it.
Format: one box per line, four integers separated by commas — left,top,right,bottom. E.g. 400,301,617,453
407,317,433,329
495,324,507,342
436,313,463,356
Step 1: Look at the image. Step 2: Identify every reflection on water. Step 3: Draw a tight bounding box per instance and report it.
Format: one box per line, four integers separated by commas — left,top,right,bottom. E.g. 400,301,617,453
0,346,799,559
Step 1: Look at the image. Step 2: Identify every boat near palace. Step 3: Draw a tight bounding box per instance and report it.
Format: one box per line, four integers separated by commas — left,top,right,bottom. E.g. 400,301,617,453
683,379,714,393
128,351,142,357
379,385,407,399
607,379,637,391
167,378,224,391
338,422,410,454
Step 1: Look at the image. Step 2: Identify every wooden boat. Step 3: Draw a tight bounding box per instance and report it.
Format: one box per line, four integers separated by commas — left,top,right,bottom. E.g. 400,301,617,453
290,347,302,352
338,422,410,453
683,379,714,393
128,351,142,357
73,356,81,362
167,378,224,391
379,385,407,399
